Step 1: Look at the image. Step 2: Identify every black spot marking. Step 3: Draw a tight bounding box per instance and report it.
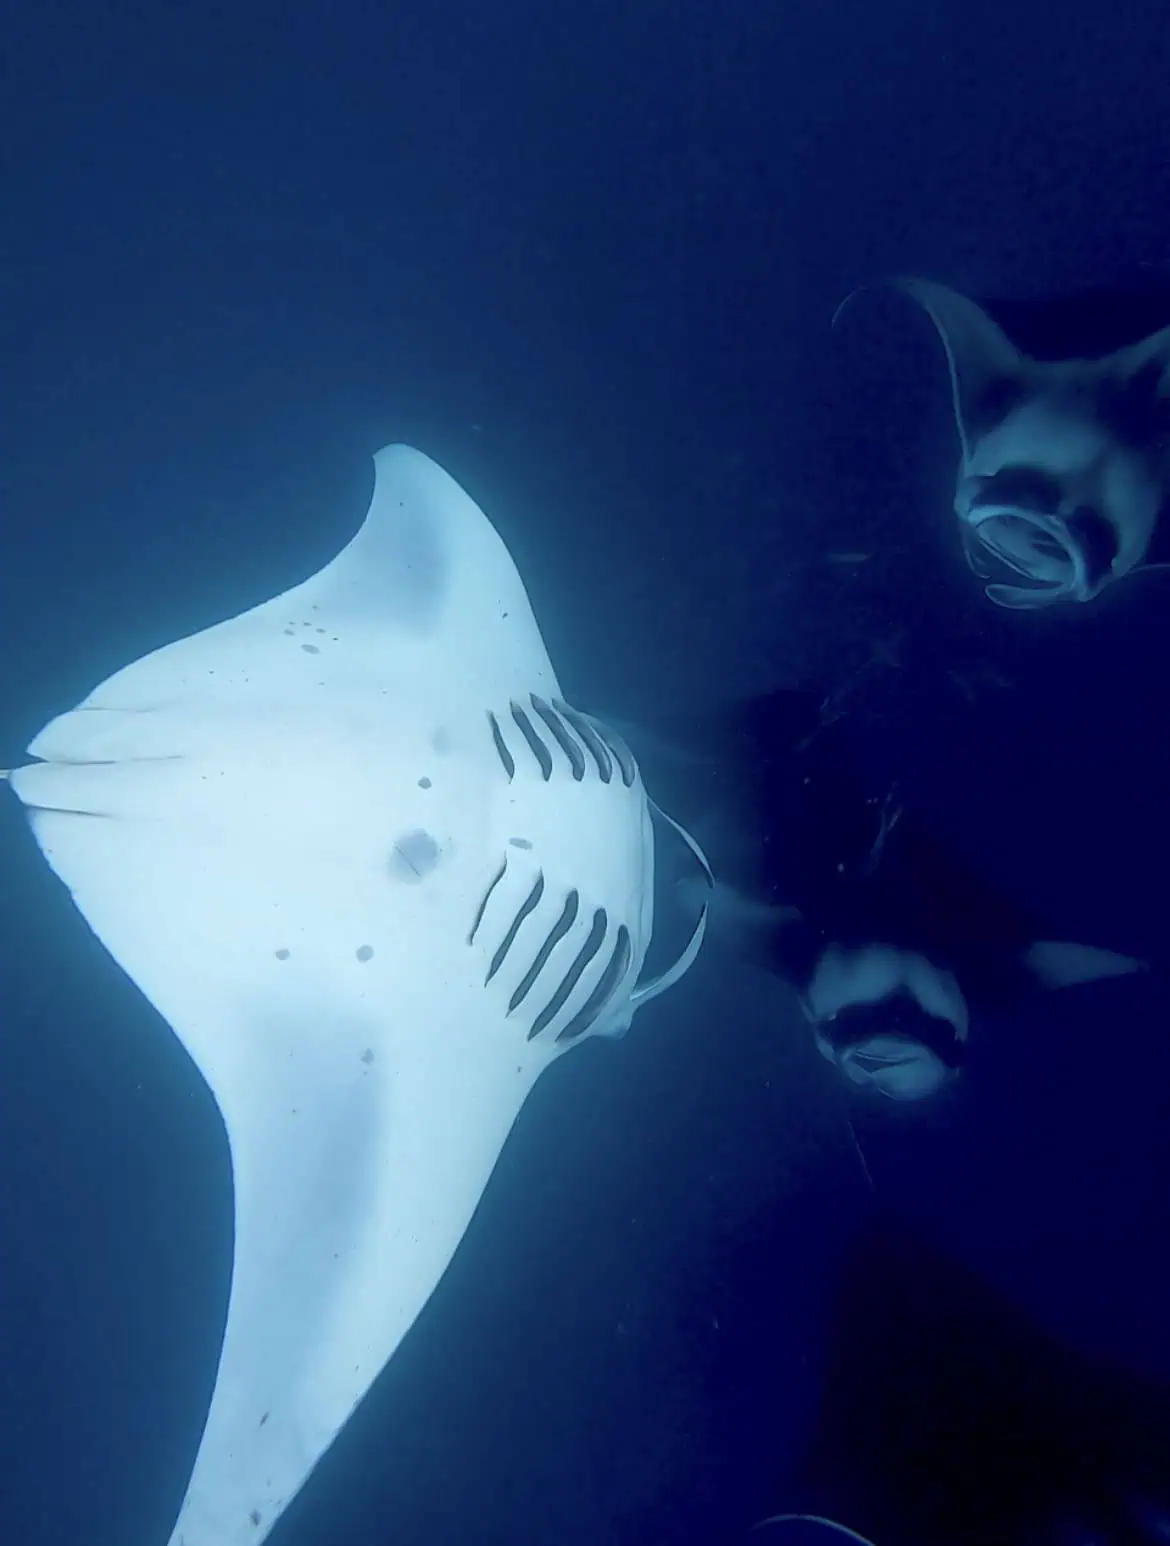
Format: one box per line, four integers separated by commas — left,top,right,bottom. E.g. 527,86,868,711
389,829,440,881
250,1510,262,1527
283,628,295,636
418,776,432,789
361,1048,375,1065
259,1411,269,1426
316,627,326,634
356,944,374,962
509,836,533,849
301,643,320,654
274,948,291,961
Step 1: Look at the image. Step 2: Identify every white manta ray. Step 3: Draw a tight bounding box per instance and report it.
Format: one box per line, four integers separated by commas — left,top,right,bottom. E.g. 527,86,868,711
2,445,711,1545
864,278,1170,608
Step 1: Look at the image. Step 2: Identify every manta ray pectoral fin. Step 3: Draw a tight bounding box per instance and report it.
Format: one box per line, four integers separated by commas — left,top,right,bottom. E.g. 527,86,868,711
1106,320,1170,395
895,277,1027,459
1024,940,1146,989
6,445,705,1546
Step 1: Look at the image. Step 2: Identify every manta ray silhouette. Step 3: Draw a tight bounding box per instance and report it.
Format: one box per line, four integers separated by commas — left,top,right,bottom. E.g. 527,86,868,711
753,1218,1170,1546
623,687,1142,1102
848,277,1170,608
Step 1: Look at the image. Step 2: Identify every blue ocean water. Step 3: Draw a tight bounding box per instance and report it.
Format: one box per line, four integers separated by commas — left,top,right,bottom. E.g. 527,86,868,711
2,4,1168,1544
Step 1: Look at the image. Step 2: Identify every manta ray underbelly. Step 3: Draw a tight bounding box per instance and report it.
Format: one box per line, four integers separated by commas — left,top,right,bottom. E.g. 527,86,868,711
5,445,709,1546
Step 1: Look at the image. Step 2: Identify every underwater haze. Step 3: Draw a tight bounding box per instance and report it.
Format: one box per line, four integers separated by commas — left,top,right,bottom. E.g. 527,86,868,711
2,4,1169,1545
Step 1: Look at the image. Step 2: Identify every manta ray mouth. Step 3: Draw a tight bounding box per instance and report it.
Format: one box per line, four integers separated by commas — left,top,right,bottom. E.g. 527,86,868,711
964,506,1092,608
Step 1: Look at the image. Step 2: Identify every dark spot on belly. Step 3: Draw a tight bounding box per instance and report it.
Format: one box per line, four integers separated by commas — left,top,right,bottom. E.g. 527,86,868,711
389,829,441,881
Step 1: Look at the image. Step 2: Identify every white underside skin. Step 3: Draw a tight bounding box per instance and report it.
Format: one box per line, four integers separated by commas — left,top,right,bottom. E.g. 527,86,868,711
6,446,707,1546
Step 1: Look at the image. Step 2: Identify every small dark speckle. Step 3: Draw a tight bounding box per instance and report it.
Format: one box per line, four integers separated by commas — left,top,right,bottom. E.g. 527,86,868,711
508,836,533,850
502,610,510,619
361,1048,375,1065
274,948,291,961
301,621,312,627
259,1411,269,1426
283,628,295,637
316,627,326,634
301,643,320,654
250,1510,262,1527
356,944,374,962
311,603,320,610
418,776,432,789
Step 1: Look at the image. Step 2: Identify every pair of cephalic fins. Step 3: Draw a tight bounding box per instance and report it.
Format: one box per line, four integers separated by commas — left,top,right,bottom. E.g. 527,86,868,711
855,277,1170,607
4,446,712,1546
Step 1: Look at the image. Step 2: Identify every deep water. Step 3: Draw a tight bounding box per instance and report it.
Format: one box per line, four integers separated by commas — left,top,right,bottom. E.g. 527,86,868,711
2,5,1169,1544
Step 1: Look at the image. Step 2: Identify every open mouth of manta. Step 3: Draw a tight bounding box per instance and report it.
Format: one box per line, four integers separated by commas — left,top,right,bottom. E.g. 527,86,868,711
962,507,1104,608
833,1032,954,1102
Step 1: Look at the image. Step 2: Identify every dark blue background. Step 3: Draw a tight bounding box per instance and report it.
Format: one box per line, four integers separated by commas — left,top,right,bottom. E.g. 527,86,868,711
2,4,1169,1543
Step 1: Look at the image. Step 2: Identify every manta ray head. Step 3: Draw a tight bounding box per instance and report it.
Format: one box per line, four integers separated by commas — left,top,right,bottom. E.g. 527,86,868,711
956,392,1164,608
893,277,1170,609
804,944,968,1102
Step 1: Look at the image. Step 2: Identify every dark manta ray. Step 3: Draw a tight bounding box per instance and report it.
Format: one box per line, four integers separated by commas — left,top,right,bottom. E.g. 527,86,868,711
625,687,1141,1101
750,1219,1170,1545
870,277,1170,608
